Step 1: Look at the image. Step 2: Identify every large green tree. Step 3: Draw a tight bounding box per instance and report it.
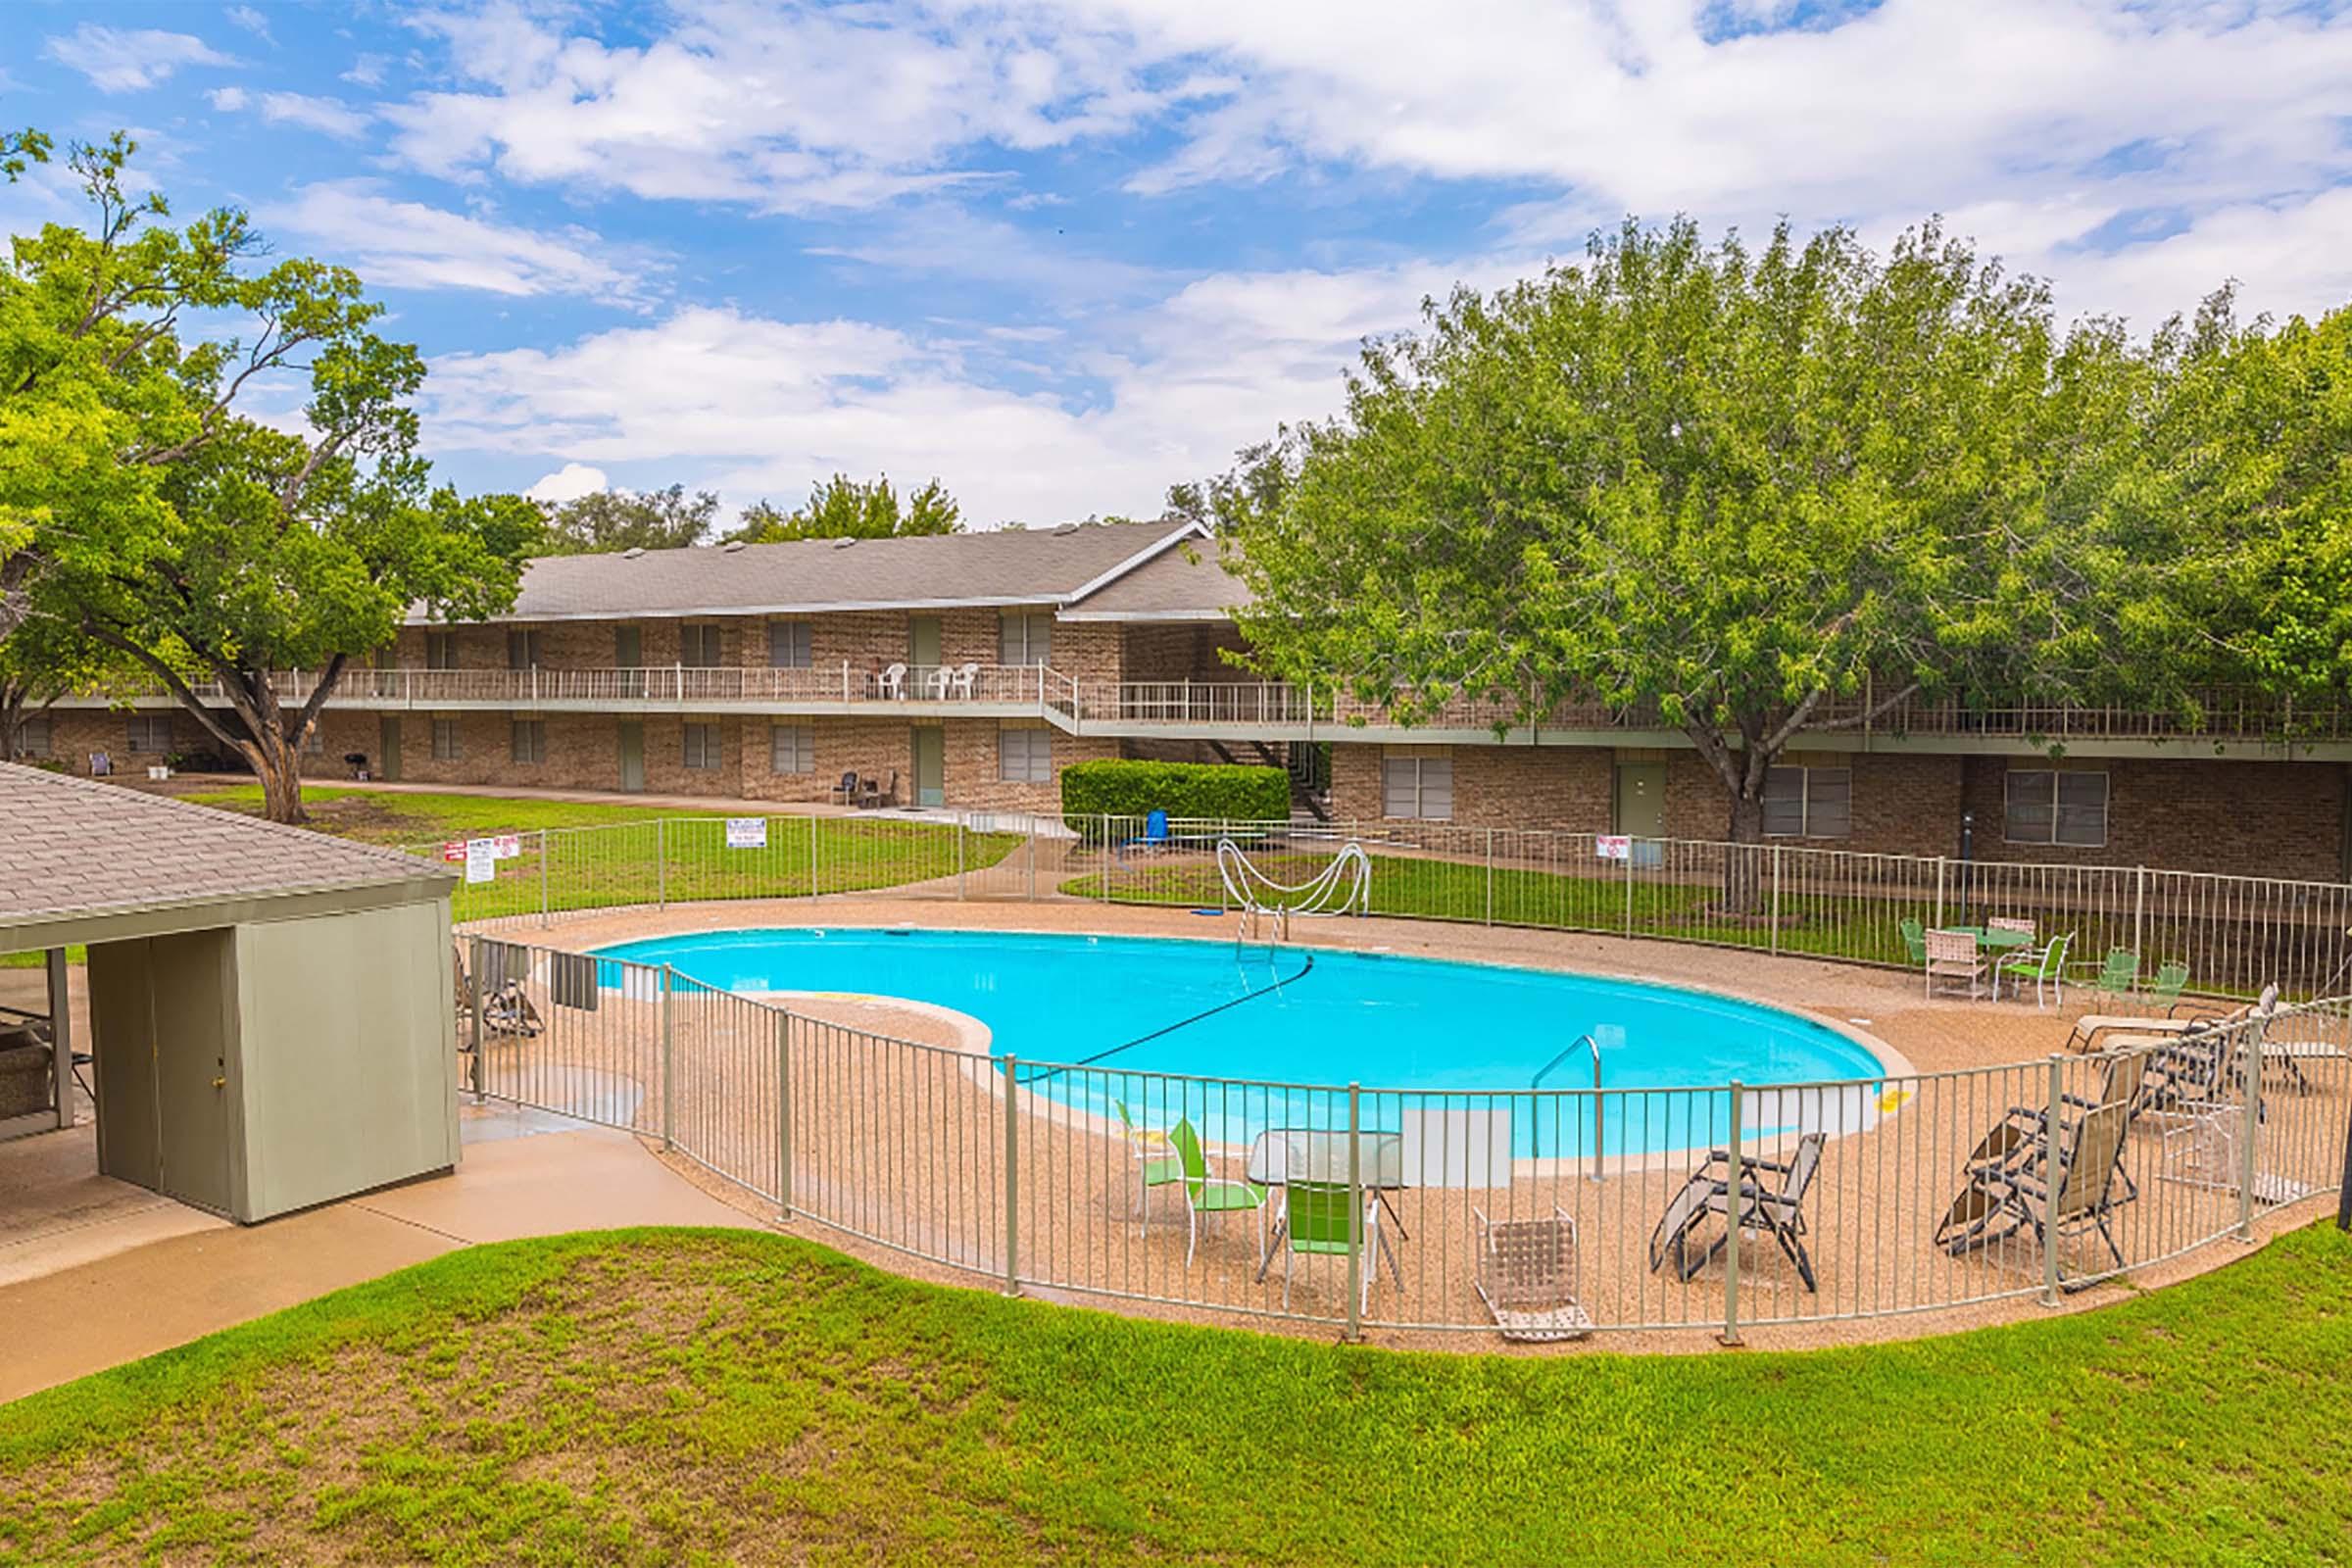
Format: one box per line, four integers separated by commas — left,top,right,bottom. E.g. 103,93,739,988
1234,218,2126,870
725,473,961,543
537,484,720,554
6,131,532,821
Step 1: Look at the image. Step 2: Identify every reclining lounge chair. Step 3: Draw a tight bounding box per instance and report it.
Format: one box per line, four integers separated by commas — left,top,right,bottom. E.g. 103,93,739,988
1647,1131,1827,1292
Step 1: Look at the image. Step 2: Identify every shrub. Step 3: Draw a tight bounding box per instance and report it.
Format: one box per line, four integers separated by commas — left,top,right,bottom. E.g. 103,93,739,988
1060,759,1290,834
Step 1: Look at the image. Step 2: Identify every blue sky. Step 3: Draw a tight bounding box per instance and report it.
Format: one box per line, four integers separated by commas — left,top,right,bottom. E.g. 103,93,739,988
10,1,2352,527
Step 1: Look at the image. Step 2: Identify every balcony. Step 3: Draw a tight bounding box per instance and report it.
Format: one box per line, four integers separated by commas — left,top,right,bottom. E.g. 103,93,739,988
48,666,2352,755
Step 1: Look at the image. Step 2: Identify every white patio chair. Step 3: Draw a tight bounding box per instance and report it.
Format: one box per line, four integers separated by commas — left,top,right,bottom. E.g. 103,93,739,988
1925,928,1985,999
950,662,979,700
877,662,906,700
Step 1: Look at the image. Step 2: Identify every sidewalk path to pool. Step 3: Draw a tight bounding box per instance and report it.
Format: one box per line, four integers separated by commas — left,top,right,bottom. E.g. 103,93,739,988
0,1109,758,1405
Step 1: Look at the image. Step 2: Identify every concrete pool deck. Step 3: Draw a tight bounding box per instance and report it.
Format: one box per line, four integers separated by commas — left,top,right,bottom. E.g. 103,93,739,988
466,895,2350,1354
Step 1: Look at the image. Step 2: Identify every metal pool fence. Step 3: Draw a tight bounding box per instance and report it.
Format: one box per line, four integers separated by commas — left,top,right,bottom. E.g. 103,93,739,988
462,935,2351,1341
424,812,2352,1000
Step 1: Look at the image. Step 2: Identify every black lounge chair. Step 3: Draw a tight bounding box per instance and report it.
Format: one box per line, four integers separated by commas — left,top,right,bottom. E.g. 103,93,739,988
1647,1131,1826,1292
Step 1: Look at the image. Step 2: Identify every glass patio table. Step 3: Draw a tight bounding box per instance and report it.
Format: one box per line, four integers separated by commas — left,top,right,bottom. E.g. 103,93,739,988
1936,925,2035,1000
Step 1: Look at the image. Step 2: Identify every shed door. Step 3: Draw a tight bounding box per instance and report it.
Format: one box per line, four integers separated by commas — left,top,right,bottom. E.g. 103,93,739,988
146,932,236,1216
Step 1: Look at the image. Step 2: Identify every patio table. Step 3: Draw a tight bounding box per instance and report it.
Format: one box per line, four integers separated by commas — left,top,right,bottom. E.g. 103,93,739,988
1936,925,2034,1000
1246,1127,1410,1300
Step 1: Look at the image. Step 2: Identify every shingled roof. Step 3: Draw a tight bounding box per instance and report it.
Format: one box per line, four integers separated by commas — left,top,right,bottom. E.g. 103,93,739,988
1059,538,1254,620
430,517,1204,624
0,766,452,938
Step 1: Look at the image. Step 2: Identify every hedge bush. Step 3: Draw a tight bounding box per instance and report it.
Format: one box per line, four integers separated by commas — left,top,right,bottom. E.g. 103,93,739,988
1059,759,1290,833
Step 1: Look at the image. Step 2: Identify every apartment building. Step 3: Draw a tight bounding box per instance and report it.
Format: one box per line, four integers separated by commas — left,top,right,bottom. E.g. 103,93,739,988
36,517,2352,880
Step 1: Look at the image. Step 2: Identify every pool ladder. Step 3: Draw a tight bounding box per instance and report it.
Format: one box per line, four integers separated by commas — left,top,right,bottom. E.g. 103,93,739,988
1533,1032,1606,1182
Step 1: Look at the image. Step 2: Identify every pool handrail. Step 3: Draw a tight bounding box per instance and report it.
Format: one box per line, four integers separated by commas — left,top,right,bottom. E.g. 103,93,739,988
1533,1031,1606,1181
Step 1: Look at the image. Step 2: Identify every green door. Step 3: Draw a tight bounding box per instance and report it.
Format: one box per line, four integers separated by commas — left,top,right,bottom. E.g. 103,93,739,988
1614,762,1666,839
617,721,646,793
377,716,402,782
911,726,945,808
908,615,942,679
615,625,644,699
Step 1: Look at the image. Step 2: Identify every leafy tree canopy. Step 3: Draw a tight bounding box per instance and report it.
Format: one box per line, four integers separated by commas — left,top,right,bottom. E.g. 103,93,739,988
1232,216,2133,843
725,473,961,543
537,483,721,554
5,130,531,820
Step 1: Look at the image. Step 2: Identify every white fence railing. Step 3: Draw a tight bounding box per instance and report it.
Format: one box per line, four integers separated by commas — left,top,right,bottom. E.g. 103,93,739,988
425,813,2352,1001
465,934,2350,1342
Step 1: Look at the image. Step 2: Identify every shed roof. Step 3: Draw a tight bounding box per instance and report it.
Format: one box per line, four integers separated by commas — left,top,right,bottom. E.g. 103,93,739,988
430,518,1204,624
0,766,453,943
1059,538,1253,620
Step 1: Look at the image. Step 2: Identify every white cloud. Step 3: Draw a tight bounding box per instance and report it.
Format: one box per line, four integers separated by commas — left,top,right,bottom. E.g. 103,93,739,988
421,257,1498,526
45,24,238,92
207,86,249,112
262,182,661,307
526,463,610,502
223,6,273,44
251,92,373,139
342,53,390,87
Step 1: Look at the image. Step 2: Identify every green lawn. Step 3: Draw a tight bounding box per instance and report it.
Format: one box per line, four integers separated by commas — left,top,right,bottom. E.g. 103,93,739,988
182,786,1022,922
4,1224,2347,1565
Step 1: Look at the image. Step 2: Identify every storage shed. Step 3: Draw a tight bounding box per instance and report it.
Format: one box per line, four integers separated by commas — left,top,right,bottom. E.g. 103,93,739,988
0,765,462,1222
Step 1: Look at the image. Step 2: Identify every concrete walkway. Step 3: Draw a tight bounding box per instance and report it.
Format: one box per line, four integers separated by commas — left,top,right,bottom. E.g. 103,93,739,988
0,1114,759,1404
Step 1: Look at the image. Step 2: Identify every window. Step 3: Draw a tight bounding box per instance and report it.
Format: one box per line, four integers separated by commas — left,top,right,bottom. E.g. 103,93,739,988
999,612,1053,666
425,630,459,670
512,719,547,764
998,726,1054,783
2004,769,2109,848
683,721,722,771
1382,755,1452,820
770,724,814,775
12,716,49,758
680,623,723,667
126,714,172,754
431,716,463,761
1762,765,1852,839
508,628,542,669
768,620,812,668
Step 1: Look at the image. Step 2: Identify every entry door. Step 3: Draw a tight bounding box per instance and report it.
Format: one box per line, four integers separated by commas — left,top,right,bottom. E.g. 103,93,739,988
615,625,644,699
908,615,942,676
617,721,647,792
1614,762,1666,839
911,726,945,808
377,716,403,782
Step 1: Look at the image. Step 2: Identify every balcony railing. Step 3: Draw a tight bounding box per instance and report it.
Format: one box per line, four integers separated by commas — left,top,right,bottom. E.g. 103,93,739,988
53,665,2352,746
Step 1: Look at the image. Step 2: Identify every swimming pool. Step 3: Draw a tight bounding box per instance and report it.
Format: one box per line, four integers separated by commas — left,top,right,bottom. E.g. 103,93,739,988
593,927,1889,1157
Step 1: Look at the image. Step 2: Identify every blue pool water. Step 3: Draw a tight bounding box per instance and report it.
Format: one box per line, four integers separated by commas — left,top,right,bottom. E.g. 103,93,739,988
593,927,1886,1157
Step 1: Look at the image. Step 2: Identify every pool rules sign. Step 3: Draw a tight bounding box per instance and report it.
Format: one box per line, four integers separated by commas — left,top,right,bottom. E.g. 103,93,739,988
725,817,768,850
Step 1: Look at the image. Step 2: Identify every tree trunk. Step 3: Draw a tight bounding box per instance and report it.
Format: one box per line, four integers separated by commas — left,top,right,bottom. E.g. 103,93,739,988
246,734,309,824
1720,785,1767,914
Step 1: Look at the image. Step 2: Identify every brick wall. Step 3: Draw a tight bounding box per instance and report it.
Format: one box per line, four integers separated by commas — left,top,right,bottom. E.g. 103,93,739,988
1961,755,2346,880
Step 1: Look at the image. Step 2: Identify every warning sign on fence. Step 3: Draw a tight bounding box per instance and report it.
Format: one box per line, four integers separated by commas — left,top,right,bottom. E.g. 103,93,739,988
1595,835,1632,860
725,816,768,850
464,839,498,884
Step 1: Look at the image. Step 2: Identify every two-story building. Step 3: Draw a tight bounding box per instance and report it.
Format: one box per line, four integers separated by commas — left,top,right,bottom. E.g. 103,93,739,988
32,517,2352,880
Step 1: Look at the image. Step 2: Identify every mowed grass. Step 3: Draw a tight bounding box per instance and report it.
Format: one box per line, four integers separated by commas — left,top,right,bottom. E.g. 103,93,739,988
2,1225,2349,1565
181,786,1022,921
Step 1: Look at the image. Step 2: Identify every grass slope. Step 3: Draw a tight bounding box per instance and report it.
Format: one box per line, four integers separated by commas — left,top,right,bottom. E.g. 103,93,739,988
4,1224,2348,1565
181,786,1022,922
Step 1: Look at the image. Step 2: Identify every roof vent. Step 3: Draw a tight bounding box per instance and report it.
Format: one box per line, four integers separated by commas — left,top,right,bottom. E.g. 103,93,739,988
1052,521,1081,535
621,547,645,560
722,540,746,553
831,536,858,549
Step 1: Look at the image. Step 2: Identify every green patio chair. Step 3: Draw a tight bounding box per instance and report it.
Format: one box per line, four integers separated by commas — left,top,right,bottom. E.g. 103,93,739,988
1898,918,1928,967
1995,930,2074,1009
1115,1099,1183,1235
1166,1117,1265,1266
2146,960,2190,1012
2078,947,2139,1004
1256,1181,1386,1313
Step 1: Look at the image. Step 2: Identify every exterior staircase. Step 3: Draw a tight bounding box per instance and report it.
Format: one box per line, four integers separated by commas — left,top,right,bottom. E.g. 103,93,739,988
1206,738,1331,823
